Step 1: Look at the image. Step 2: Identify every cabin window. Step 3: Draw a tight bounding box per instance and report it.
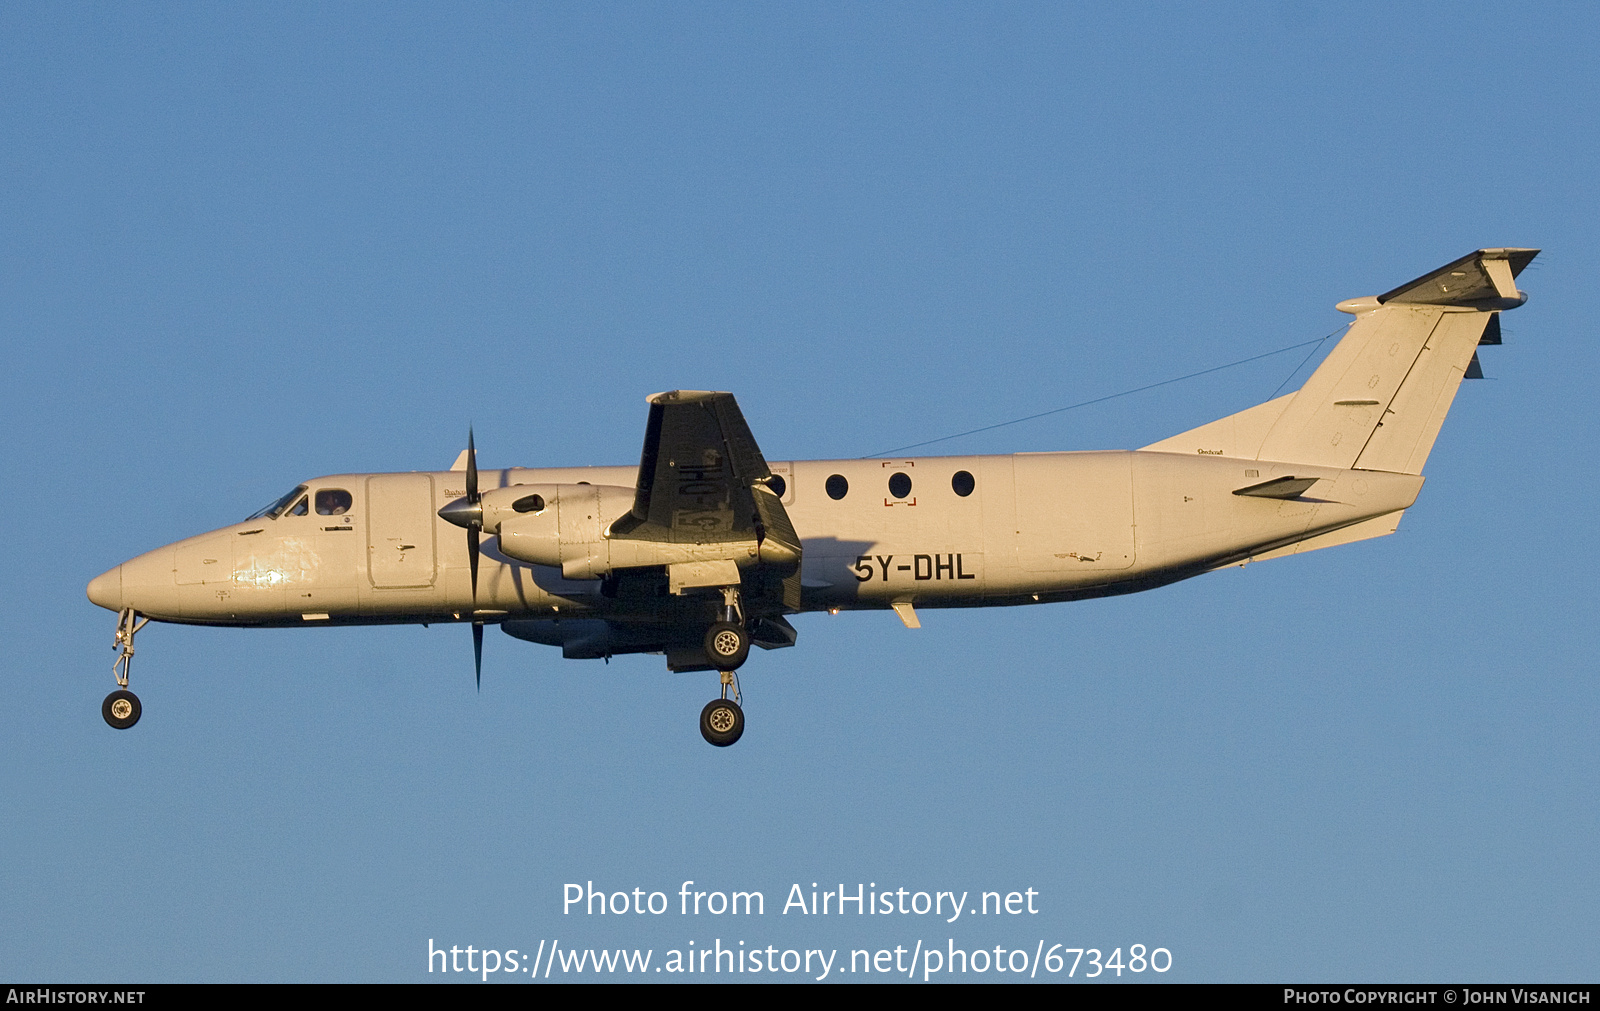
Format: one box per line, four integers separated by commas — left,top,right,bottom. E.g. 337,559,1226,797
825,474,848,500
315,489,353,515
887,472,912,499
952,470,975,497
766,474,787,498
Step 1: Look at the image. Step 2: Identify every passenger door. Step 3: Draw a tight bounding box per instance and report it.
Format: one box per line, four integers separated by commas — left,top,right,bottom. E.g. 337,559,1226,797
366,474,438,588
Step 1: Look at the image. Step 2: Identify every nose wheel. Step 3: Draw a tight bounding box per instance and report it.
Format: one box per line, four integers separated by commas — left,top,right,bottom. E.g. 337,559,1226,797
103,689,141,730
699,670,745,747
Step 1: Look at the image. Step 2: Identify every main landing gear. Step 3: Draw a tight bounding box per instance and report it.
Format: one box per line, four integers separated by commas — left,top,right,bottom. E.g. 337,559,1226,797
699,587,747,747
703,621,749,669
104,607,147,730
700,672,745,747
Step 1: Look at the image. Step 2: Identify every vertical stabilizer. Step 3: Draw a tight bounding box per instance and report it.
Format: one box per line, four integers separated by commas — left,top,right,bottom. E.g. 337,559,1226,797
1254,304,1458,470
1149,249,1536,475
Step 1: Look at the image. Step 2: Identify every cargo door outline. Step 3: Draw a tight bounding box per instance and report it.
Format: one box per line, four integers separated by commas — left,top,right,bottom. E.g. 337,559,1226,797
1014,453,1136,572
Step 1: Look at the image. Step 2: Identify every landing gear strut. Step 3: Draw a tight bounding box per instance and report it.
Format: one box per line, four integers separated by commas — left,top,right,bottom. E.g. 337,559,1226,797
104,607,147,730
700,671,744,747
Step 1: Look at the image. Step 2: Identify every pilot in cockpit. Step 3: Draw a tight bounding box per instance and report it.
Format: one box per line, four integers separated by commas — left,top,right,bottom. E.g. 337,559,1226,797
316,489,353,516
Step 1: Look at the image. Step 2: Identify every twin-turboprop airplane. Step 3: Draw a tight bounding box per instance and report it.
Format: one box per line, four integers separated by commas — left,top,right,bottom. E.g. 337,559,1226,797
88,248,1537,745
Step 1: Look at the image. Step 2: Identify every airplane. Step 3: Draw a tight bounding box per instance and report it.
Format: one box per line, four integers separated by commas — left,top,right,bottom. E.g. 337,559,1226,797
87,247,1538,746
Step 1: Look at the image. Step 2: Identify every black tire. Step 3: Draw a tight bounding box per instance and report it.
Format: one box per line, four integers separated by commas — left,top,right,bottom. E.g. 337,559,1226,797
700,698,745,747
102,689,141,730
703,621,750,670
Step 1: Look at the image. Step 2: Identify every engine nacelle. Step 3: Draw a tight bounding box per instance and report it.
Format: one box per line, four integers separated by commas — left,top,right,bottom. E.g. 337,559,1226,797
478,483,634,579
477,482,784,582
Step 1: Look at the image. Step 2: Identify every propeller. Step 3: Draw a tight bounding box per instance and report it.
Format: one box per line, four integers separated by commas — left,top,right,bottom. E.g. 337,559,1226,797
472,620,484,692
464,429,484,691
438,428,485,690
465,428,480,603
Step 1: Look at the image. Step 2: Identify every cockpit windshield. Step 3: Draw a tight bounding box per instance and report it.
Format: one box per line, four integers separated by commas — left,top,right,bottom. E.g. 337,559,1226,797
246,484,309,521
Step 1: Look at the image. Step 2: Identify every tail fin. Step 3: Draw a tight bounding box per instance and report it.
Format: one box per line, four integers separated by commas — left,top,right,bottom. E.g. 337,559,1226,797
1145,248,1537,474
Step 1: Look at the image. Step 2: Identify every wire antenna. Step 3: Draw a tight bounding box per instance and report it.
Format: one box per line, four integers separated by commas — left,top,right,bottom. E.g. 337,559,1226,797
863,328,1347,458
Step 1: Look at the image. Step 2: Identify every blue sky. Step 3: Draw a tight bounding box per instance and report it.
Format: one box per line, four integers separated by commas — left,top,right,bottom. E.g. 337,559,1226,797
2,2,1597,982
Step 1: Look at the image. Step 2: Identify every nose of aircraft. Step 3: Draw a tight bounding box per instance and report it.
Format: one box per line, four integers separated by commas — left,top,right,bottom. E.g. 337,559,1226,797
87,565,123,611
88,546,178,616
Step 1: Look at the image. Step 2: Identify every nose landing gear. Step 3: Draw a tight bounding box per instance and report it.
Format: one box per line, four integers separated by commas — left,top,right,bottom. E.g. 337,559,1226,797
104,607,147,730
700,670,745,747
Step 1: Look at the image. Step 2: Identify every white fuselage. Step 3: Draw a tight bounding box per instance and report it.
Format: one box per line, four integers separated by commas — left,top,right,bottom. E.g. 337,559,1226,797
88,449,1422,627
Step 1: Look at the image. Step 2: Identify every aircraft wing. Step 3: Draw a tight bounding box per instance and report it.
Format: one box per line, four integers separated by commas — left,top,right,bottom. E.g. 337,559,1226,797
609,390,802,608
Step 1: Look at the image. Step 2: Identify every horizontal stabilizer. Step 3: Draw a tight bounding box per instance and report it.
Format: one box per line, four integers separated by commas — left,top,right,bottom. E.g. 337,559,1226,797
1380,248,1538,308
1234,476,1318,499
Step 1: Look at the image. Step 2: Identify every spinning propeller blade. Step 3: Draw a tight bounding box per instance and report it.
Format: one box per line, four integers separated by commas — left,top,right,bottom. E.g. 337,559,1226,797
465,428,481,603
439,428,489,689
472,621,484,692
466,429,483,687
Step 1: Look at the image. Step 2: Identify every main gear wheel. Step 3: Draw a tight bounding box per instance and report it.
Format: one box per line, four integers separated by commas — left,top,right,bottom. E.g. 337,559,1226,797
703,621,750,669
700,698,744,747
